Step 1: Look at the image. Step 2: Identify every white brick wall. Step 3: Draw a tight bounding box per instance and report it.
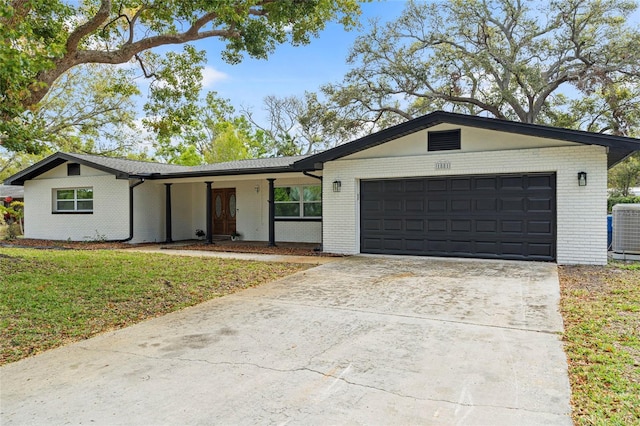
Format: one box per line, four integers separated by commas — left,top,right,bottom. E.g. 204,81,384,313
25,165,129,241
322,145,608,265
275,221,322,243
132,182,165,243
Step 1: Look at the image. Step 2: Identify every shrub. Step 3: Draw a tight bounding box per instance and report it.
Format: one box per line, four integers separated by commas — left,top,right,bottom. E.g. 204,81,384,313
608,195,640,212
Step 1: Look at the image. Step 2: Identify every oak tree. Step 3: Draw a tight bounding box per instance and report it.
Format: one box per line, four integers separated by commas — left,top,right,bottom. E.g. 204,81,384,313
1,0,362,153
323,0,640,135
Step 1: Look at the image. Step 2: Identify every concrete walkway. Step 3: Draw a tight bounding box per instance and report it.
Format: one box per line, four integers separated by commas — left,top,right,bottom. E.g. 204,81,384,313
0,256,571,425
122,245,340,265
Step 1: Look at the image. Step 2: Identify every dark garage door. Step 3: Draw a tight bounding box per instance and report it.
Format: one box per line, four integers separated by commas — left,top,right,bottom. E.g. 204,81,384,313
360,173,556,261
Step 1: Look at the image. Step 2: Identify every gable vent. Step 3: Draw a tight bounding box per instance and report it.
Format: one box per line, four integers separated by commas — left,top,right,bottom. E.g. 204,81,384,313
67,163,80,176
428,129,461,151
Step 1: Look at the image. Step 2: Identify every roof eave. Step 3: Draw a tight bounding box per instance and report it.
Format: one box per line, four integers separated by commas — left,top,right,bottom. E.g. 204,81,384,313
293,111,640,170
3,152,131,186
140,166,302,180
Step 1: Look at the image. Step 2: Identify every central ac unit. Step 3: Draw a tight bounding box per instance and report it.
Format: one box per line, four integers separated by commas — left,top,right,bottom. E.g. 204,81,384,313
612,204,640,257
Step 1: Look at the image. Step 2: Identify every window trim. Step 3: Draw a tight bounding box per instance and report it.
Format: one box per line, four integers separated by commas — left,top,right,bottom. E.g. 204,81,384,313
274,185,322,219
53,187,94,213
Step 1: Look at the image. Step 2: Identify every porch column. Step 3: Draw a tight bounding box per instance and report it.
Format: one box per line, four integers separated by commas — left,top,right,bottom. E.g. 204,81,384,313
165,183,172,243
205,181,213,244
267,178,276,247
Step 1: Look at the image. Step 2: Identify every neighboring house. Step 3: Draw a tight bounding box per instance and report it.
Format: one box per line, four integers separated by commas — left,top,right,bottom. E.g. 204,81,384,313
5,111,640,265
0,184,24,207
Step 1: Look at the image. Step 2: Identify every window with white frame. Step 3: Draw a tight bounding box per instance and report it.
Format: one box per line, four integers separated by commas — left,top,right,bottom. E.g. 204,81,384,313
54,188,93,212
274,185,321,218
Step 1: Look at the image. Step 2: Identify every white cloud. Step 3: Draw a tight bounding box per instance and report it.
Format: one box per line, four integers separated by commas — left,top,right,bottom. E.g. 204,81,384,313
201,66,229,88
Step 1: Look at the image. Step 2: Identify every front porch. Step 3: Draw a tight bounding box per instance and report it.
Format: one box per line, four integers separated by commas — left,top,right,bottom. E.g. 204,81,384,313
141,172,323,246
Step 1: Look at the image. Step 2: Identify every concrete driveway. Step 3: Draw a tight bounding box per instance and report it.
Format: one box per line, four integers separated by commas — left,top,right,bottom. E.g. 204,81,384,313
1,255,571,425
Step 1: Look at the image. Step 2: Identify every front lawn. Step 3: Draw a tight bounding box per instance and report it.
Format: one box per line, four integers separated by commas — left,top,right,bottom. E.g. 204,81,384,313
0,248,308,365
559,263,640,425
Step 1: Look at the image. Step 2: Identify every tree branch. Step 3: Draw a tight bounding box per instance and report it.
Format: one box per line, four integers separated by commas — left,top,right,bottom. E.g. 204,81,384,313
65,0,112,53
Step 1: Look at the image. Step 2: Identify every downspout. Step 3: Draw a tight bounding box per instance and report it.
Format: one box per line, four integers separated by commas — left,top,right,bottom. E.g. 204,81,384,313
109,178,144,243
302,171,323,252
127,178,146,241
112,178,145,242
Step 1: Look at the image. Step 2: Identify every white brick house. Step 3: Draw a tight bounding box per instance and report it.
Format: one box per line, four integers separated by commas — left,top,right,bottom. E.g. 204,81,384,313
5,111,640,265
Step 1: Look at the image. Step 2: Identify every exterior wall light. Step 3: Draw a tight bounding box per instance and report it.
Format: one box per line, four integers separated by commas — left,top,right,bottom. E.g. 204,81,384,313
332,180,342,192
578,171,587,186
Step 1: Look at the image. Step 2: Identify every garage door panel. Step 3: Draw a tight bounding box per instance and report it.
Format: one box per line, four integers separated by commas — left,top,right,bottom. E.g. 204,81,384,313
450,240,473,253
475,177,497,190
476,198,498,211
476,241,500,254
428,179,447,191
406,219,424,231
502,220,523,233
529,175,554,188
529,243,554,257
528,198,553,211
383,238,403,250
529,220,552,234
361,181,382,193
476,220,498,232
405,239,425,251
360,173,556,261
383,199,402,211
451,220,472,232
427,220,447,231
405,199,425,211
383,219,402,231
361,238,381,250
427,240,448,251
501,176,524,189
502,242,525,255
501,198,526,211
428,200,447,212
362,200,381,211
384,181,403,192
451,178,471,191
362,219,382,231
451,199,471,211
405,180,425,192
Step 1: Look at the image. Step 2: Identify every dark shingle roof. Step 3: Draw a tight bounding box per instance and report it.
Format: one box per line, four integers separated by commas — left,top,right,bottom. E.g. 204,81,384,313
3,152,311,185
67,153,188,175
190,156,308,172
0,184,24,199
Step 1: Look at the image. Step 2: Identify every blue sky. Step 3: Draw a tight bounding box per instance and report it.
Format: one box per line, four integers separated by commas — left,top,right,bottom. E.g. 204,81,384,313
143,1,409,121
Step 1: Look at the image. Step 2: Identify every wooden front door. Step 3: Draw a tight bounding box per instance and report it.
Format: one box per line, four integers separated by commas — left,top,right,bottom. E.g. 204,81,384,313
212,188,237,235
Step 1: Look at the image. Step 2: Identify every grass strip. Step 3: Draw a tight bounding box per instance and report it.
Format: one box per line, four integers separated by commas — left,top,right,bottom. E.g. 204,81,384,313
559,263,640,425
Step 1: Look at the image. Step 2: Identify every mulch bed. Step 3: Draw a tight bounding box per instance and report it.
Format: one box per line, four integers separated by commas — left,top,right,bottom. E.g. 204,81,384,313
172,243,344,257
0,239,148,250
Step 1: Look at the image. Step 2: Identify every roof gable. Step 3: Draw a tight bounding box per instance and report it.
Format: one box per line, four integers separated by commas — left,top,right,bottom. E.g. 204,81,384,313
293,111,640,169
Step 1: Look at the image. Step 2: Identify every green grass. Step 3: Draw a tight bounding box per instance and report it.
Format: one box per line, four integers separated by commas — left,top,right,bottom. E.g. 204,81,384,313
0,248,308,365
559,264,640,425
